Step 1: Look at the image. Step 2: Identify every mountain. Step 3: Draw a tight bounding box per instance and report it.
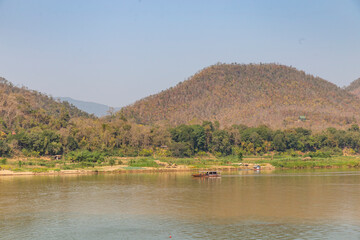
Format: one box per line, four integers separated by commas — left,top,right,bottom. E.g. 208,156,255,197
121,63,360,130
0,77,90,130
345,78,360,98
57,97,120,117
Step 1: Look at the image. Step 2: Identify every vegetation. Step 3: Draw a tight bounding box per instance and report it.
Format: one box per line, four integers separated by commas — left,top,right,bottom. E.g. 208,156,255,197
2,65,360,172
346,77,360,99
243,156,360,169
121,63,360,130
2,155,359,173
128,158,159,168
0,77,91,132
3,96,360,160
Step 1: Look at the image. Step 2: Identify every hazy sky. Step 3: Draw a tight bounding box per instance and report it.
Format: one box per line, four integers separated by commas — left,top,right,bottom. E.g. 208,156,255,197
0,0,359,107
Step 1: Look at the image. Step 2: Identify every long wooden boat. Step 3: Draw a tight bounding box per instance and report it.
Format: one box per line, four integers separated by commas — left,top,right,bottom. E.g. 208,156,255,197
192,171,221,178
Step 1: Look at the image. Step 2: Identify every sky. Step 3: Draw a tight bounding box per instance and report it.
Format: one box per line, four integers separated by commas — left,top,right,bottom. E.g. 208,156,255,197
0,0,359,107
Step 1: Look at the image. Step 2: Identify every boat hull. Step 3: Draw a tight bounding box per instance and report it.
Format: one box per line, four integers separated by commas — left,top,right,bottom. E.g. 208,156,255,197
192,173,221,178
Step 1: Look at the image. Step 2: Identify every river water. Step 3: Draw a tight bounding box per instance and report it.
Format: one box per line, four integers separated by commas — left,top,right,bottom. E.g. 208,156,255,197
1,169,360,239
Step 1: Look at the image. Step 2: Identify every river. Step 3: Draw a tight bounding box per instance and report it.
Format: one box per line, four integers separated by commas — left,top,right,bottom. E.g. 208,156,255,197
1,169,360,239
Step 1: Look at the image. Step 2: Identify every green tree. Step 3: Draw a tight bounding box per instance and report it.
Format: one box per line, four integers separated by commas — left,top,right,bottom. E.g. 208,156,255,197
169,142,192,157
0,140,11,157
273,133,286,152
211,130,231,156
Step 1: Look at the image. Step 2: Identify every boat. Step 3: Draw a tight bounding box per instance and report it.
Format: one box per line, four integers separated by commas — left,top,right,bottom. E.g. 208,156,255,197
192,171,221,178
253,165,261,170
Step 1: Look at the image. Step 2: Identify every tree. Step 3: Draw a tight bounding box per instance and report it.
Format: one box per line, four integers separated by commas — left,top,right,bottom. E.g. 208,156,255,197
349,124,360,132
211,130,231,156
249,132,262,148
202,121,214,151
109,158,115,166
67,136,79,151
273,133,286,152
169,142,192,157
0,140,10,156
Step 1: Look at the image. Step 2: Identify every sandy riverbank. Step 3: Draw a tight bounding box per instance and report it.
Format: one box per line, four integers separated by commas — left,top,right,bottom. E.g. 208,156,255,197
0,163,275,176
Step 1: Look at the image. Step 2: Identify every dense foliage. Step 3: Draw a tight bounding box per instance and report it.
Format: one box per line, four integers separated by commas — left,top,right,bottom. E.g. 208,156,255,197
2,109,360,159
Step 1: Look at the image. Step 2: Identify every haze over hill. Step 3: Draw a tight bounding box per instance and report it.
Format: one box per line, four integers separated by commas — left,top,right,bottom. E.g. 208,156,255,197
121,64,360,130
57,97,120,117
0,77,90,130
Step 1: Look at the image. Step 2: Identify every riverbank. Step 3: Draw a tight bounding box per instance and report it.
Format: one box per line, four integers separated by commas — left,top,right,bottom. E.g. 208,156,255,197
1,155,360,176
0,163,275,176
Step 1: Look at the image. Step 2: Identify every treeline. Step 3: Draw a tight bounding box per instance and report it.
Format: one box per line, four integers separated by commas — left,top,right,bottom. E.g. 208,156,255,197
166,122,360,157
2,114,360,158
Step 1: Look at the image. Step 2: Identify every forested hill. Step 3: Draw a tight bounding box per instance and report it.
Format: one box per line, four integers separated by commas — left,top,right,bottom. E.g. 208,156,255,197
121,64,360,130
0,77,91,130
345,78,360,98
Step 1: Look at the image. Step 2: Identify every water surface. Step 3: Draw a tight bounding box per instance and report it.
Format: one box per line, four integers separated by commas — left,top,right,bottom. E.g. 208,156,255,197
1,169,360,239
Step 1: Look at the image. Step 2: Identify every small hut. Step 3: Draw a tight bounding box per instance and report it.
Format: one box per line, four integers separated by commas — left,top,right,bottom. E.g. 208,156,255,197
299,116,306,121
53,155,62,160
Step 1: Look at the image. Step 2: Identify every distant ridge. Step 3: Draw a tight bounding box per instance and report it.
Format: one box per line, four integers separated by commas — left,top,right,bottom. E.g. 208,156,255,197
121,63,360,130
58,97,120,117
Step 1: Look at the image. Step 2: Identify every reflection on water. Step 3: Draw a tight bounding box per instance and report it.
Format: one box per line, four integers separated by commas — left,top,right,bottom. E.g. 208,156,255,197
1,170,360,239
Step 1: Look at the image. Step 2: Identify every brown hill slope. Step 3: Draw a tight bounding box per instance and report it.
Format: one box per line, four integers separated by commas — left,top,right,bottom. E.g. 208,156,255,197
121,64,360,130
345,78,360,98
0,77,91,130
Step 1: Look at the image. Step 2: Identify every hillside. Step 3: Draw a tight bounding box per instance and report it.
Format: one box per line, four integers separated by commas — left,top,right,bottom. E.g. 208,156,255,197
345,78,360,98
57,97,120,117
121,64,360,130
0,77,91,130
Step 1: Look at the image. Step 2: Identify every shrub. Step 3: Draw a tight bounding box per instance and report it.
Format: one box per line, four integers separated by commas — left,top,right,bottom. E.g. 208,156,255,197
62,165,72,170
39,162,47,166
109,158,115,166
48,142,63,155
66,150,105,163
238,151,243,161
45,162,55,168
139,148,153,157
169,142,192,157
118,147,138,157
128,158,158,167
32,168,48,173
22,149,40,157
305,150,331,158
80,162,95,168
0,141,11,157
196,151,209,157
154,148,171,157
214,151,222,158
